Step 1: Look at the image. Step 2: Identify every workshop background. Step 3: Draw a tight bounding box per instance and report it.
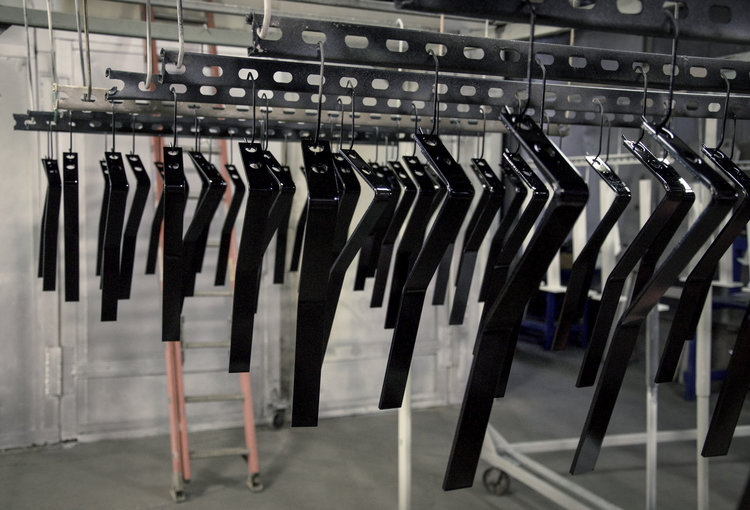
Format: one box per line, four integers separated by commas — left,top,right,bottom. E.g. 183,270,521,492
0,1,749,509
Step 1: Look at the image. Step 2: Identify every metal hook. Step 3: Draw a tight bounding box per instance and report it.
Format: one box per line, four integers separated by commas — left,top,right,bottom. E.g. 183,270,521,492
110,101,116,152
193,112,200,151
537,58,547,129
374,127,380,162
634,64,649,145
395,117,401,160
170,86,178,147
411,102,419,157
604,117,612,163
313,41,325,145
262,93,270,152
175,0,185,69
543,112,551,137
455,120,461,163
716,73,732,151
228,130,234,165
47,120,52,159
131,113,137,154
519,6,536,119
68,111,74,153
478,106,487,159
656,7,679,132
337,98,345,152
594,98,605,161
246,71,256,143
428,49,440,136
348,81,355,150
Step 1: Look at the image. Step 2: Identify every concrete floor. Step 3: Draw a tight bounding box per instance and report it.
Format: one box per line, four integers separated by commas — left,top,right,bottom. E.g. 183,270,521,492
1,341,748,509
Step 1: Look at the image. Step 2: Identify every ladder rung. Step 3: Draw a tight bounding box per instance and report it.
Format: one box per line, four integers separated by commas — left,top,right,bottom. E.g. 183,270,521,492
183,341,231,349
206,241,220,248
192,290,233,297
185,393,245,403
189,447,249,459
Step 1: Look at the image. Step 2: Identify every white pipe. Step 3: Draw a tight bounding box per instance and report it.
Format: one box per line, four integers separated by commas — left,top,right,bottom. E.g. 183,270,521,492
176,0,185,68
398,375,411,510
144,0,153,87
257,0,271,39
645,307,659,510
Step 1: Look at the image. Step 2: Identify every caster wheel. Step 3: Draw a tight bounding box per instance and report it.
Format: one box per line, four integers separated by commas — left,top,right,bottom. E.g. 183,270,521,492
247,473,264,492
272,410,285,429
482,467,511,496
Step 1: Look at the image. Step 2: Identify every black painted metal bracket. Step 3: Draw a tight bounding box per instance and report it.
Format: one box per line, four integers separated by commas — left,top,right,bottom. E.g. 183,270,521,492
61,152,79,301
273,165,296,284
291,139,340,426
259,152,296,291
702,291,750,458
571,124,737,475
100,152,129,321
39,158,62,291
162,147,187,341
353,167,401,291
119,154,151,300
293,148,393,426
477,161,528,303
443,113,587,491
289,201,307,272
379,133,475,410
383,156,440,329
214,164,246,286
657,147,750,383
575,140,696,388
182,152,226,298
449,158,505,325
480,151,548,321
482,151,550,400
95,159,110,278
371,161,418,308
229,142,280,372
145,162,164,275
551,156,631,350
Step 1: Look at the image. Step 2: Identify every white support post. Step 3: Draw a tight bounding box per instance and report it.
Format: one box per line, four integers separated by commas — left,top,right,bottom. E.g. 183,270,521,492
639,176,658,510
696,281,712,510
398,374,412,510
645,307,659,510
